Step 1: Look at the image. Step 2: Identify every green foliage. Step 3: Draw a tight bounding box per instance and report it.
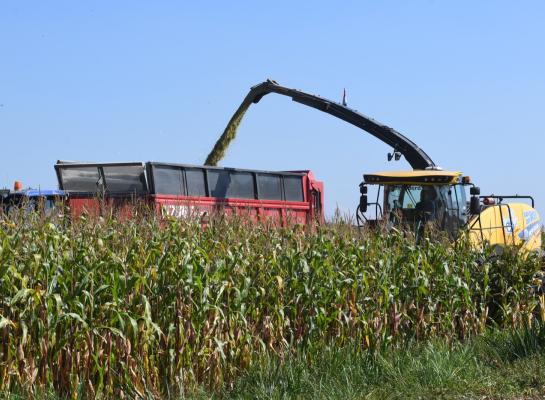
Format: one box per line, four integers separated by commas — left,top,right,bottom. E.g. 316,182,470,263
226,326,545,399
0,209,542,398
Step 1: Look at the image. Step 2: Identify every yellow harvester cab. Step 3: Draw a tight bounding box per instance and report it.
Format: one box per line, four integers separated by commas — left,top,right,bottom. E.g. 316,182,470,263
358,170,542,253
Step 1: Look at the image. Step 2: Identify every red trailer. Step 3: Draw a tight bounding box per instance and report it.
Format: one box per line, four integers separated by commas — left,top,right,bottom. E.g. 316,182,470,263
55,161,324,225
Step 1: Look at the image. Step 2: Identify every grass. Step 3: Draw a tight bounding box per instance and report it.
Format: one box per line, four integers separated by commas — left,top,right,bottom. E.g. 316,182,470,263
0,208,543,398
223,325,545,399
4,327,545,399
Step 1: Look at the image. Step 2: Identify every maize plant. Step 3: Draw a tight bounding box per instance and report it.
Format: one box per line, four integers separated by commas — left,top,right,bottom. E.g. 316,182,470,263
0,208,542,398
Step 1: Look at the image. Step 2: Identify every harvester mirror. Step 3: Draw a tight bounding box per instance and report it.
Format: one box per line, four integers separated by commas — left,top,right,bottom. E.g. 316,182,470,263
359,183,368,213
360,194,368,213
470,186,480,196
470,195,481,215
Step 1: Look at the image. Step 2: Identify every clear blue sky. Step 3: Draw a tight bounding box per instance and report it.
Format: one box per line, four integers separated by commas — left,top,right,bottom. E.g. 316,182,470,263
1,1,544,216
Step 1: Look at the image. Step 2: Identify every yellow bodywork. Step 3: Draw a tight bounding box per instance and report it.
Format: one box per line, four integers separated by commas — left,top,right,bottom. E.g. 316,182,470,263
363,170,542,253
468,203,542,253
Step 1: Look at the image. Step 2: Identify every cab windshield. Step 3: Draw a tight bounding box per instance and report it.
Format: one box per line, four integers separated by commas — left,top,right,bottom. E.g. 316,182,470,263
385,184,468,237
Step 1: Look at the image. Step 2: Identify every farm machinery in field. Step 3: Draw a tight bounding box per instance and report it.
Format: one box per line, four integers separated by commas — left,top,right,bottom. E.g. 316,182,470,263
208,79,542,253
2,81,541,254
0,181,66,216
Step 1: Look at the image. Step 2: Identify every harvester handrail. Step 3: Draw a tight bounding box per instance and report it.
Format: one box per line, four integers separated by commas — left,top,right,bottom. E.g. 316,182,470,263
479,195,535,208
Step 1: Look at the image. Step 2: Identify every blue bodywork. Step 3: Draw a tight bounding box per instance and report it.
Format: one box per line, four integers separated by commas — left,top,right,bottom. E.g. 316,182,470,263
15,189,66,197
1,188,66,214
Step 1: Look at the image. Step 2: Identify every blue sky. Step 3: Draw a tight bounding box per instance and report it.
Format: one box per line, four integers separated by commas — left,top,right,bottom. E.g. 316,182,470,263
1,1,544,216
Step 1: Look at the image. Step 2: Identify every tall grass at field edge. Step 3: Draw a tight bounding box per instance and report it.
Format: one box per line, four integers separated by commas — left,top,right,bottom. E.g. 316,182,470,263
225,324,545,399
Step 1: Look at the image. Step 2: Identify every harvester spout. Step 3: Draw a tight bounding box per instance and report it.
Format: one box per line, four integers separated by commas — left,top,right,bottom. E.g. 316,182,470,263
205,80,436,170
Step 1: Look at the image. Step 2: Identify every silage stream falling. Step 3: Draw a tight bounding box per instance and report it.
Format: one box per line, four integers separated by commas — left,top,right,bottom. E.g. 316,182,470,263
204,100,250,166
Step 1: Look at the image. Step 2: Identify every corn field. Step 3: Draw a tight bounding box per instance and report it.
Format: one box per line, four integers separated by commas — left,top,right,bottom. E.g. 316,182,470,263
0,208,543,398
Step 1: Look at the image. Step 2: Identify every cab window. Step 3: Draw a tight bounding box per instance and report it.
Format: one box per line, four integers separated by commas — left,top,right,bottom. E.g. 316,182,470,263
387,185,424,210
